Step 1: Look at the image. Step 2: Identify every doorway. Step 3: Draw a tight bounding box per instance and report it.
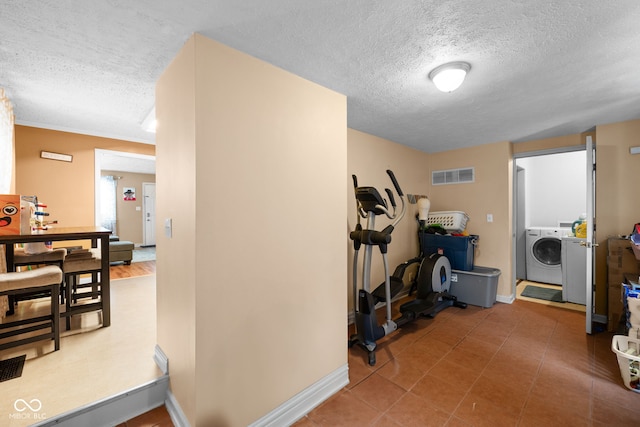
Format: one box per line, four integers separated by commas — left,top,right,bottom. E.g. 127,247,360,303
142,182,156,246
94,149,156,243
513,148,587,311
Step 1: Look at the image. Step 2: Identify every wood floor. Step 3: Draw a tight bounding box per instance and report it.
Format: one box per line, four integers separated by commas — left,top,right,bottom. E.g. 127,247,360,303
110,259,156,279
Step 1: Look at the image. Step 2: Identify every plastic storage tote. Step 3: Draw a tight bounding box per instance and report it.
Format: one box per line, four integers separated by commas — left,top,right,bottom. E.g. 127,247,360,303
420,232,478,271
450,266,500,308
611,334,640,393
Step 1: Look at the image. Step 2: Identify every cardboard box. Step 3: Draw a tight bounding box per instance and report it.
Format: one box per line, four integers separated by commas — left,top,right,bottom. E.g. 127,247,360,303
608,238,640,286
609,283,627,332
0,195,32,235
608,311,625,333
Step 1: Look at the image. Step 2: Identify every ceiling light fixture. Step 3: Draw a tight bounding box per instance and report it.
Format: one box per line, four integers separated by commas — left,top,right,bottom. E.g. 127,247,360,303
428,61,471,93
141,106,156,133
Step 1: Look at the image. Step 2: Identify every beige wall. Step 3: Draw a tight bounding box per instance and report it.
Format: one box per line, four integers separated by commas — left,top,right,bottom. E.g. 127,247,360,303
429,141,514,297
155,34,198,422
156,34,347,426
14,126,155,228
347,129,430,307
594,119,640,313
101,170,156,244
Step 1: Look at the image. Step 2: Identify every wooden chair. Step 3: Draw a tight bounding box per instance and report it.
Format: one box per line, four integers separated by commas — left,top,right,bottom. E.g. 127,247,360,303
0,265,62,351
63,249,103,330
12,247,67,304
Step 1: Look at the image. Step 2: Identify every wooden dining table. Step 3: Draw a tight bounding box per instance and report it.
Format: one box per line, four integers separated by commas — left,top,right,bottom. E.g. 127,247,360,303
0,226,112,327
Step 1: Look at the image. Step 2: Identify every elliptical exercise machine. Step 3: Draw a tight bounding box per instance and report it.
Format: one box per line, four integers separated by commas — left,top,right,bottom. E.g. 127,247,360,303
348,170,466,365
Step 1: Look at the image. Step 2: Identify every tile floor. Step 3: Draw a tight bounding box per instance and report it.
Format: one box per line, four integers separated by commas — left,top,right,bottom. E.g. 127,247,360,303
3,267,637,427
295,297,640,426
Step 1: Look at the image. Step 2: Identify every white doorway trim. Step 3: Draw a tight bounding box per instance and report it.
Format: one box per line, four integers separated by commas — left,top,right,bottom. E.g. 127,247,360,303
511,145,587,302
94,149,156,228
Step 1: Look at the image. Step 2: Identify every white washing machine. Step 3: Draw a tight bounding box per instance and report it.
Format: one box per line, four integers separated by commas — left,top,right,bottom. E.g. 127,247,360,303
526,227,570,285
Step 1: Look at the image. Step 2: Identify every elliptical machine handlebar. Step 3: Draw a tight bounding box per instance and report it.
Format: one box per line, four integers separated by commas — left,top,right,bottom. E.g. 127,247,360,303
386,170,405,229
386,169,403,197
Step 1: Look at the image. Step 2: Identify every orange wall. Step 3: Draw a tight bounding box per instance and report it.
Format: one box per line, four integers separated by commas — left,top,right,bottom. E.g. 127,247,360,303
14,125,155,229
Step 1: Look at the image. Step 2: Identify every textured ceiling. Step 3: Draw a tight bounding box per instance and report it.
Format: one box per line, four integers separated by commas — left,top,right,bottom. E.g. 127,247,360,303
2,1,640,154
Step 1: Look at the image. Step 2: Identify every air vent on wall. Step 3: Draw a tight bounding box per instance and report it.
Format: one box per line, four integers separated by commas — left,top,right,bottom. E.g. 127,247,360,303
432,167,475,185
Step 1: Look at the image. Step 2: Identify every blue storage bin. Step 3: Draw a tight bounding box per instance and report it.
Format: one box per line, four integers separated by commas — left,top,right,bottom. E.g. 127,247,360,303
419,232,478,271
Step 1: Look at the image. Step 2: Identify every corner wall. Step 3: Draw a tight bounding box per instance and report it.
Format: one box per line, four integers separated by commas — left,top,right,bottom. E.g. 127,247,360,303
156,34,347,426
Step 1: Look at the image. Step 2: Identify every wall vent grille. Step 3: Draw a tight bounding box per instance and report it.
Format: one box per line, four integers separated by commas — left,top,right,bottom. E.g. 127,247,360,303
432,167,475,185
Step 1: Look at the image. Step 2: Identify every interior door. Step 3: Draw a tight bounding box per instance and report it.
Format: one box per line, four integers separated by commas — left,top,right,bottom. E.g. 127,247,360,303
585,135,595,334
143,183,156,246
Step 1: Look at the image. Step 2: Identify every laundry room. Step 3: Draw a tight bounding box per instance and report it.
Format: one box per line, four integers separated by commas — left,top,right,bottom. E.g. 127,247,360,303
515,149,588,306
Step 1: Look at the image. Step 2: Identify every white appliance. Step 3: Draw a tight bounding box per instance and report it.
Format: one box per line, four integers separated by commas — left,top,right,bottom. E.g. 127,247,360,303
561,237,587,304
526,227,570,285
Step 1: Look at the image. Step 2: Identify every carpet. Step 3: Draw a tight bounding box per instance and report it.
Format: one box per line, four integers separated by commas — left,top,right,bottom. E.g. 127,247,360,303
521,285,564,302
0,354,26,382
132,246,156,263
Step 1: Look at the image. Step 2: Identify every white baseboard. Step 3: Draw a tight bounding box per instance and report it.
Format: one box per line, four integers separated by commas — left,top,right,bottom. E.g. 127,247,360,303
162,365,348,427
496,293,515,304
248,364,349,427
31,376,169,427
154,344,169,375
165,390,190,427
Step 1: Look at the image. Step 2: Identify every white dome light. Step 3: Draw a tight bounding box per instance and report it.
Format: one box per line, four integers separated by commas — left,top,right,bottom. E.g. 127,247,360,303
428,62,471,93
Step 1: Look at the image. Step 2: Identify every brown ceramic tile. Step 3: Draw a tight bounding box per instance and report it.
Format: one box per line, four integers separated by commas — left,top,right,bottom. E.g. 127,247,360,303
591,395,640,426
466,318,513,346
444,416,473,427
518,393,590,427
442,346,492,373
411,373,468,413
536,358,592,392
499,333,547,361
305,390,381,426
122,405,173,427
347,350,376,389
591,369,640,408
385,392,452,427
482,348,541,391
351,373,407,412
453,335,501,360
393,341,448,372
425,321,473,347
453,393,519,427
427,358,482,391
376,357,427,391
371,414,402,426
467,374,527,417
292,415,320,426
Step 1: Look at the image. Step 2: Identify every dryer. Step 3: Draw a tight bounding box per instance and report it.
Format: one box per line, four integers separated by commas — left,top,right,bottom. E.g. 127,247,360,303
526,227,570,285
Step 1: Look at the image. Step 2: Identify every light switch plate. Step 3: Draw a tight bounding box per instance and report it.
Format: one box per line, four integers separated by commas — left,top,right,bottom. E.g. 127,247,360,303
164,218,172,238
